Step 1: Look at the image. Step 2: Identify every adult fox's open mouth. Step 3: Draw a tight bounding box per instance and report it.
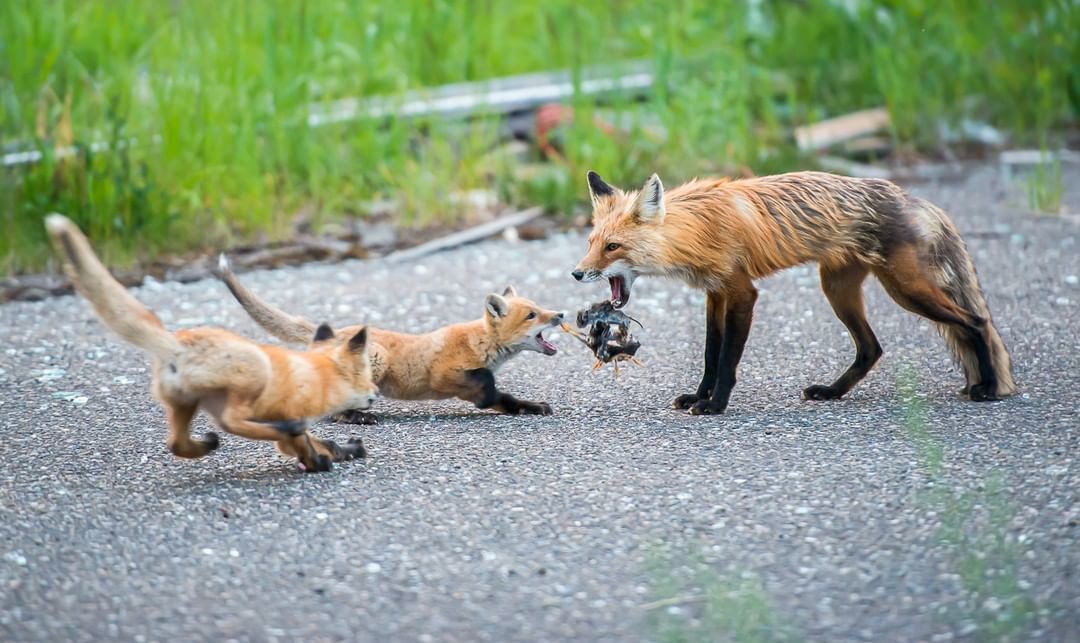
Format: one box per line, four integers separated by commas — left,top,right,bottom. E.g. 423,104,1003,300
609,275,630,309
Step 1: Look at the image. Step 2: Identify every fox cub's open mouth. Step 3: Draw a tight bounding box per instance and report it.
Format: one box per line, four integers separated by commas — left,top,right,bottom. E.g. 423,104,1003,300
535,329,557,355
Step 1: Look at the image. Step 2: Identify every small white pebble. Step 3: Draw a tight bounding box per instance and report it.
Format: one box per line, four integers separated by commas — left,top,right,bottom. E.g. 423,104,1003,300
364,562,382,574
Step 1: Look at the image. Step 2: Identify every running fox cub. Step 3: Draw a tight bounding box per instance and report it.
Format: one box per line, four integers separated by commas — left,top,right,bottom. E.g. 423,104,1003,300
573,171,1015,414
45,215,375,472
216,256,564,417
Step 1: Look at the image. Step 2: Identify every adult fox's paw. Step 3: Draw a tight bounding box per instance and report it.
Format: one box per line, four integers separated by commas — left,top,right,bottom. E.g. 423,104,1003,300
688,399,727,415
802,384,843,401
672,393,700,409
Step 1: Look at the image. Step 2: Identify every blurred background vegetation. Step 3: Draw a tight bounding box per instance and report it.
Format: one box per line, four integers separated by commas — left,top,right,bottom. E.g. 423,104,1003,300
1,0,1076,274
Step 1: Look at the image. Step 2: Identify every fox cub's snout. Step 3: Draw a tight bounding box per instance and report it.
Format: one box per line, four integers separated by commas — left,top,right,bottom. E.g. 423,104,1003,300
485,286,564,356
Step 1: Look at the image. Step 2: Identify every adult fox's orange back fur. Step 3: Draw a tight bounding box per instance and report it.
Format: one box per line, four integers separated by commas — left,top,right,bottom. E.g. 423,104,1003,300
573,171,1015,414
45,214,376,472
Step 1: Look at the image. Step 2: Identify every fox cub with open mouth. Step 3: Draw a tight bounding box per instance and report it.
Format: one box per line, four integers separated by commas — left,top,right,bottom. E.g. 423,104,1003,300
216,257,564,418
45,215,376,472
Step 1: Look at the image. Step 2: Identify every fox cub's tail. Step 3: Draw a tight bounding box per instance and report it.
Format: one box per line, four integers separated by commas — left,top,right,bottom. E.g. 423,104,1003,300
45,214,179,360
214,254,318,345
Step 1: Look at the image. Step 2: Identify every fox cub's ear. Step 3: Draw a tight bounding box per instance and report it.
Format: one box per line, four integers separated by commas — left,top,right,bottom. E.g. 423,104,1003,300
634,173,665,223
502,285,518,298
313,323,335,342
587,171,616,207
485,293,510,319
348,326,368,353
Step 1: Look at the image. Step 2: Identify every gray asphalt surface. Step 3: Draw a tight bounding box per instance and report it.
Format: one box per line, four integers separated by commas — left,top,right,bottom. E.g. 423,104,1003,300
1,163,1077,642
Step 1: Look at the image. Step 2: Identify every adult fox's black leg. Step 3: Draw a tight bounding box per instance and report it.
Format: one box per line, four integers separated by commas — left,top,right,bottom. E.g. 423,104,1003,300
674,291,726,410
690,278,758,415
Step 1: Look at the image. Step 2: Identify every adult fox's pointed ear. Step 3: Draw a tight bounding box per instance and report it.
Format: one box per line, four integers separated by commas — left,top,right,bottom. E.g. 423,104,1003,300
502,285,518,298
586,171,616,208
484,293,509,320
348,326,369,354
633,173,665,223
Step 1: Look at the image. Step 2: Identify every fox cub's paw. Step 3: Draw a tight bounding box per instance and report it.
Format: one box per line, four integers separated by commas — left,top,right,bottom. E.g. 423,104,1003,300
332,409,380,425
802,384,844,401
340,437,367,460
688,399,727,415
322,437,367,461
520,401,554,416
297,453,334,474
672,394,701,410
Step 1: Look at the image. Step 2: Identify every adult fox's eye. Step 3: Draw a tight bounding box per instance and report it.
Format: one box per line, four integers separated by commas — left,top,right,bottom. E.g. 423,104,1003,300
526,311,537,320
605,242,621,252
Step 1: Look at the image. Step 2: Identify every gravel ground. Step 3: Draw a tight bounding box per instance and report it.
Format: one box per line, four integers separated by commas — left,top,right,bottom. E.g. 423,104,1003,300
1,163,1077,642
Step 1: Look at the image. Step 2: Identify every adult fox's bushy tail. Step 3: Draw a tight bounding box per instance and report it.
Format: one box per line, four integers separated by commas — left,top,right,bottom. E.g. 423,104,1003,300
921,203,1016,397
45,214,180,360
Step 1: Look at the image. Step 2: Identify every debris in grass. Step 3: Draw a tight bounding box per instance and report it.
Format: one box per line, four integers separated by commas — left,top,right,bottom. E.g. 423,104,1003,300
795,107,891,152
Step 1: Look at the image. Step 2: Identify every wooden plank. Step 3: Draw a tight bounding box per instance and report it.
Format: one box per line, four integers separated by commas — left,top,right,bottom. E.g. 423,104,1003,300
795,108,891,152
4,62,654,168
1000,149,1080,165
308,62,653,126
382,207,544,264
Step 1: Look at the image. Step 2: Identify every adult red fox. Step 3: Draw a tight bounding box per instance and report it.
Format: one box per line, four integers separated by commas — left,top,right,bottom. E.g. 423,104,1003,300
215,256,564,417
45,215,374,472
572,171,1015,414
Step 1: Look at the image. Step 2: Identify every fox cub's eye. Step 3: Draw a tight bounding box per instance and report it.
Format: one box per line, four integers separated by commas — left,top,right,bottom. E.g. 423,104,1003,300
605,242,621,252
526,311,537,320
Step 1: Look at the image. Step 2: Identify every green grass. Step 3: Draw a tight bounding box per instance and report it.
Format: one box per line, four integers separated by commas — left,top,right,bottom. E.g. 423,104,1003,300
644,550,796,643
2,0,1076,274
899,373,1042,641
1024,150,1064,214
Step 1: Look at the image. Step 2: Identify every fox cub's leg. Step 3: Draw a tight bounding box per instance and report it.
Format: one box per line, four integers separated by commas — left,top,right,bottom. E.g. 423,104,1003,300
804,262,883,401
464,368,553,416
202,395,341,472
276,431,366,471
689,281,758,416
165,402,220,458
674,291,726,409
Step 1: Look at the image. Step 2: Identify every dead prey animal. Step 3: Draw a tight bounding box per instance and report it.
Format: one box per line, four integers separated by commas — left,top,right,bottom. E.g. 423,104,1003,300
562,301,643,375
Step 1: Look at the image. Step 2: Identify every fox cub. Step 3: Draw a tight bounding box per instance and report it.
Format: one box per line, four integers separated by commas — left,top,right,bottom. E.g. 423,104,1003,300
46,215,375,472
216,256,564,418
